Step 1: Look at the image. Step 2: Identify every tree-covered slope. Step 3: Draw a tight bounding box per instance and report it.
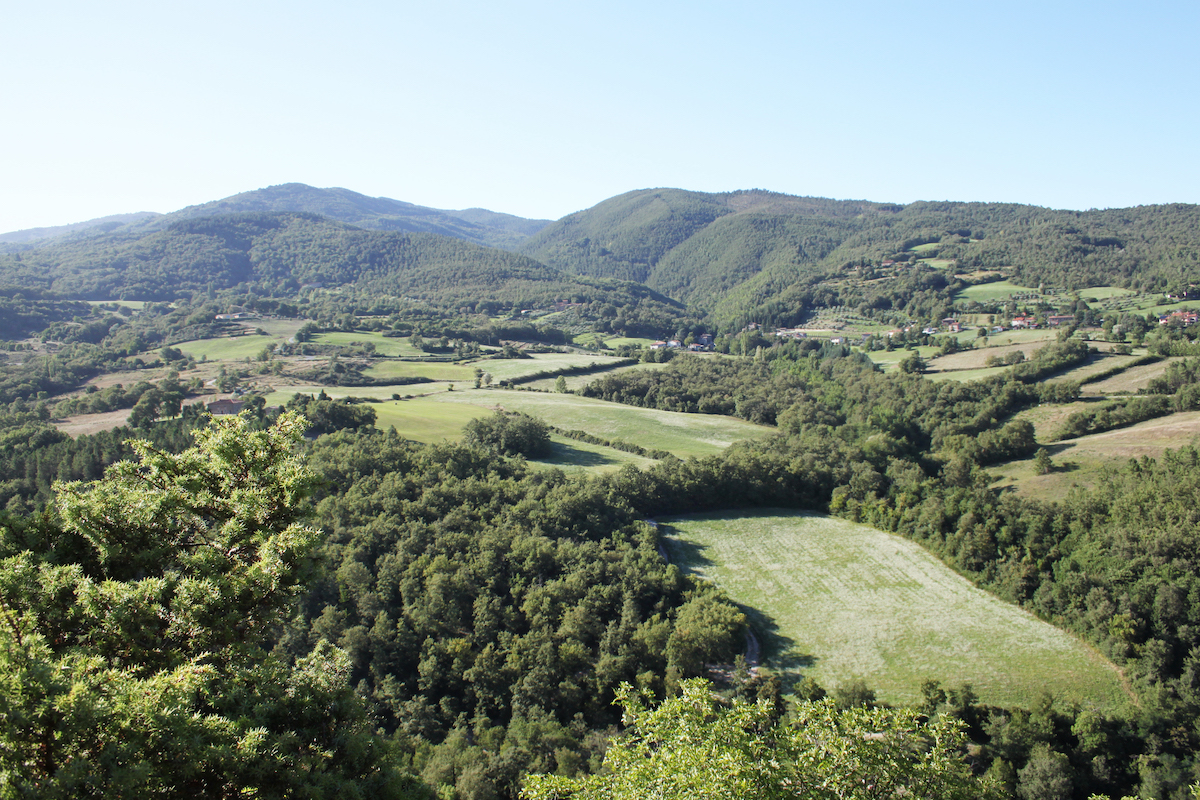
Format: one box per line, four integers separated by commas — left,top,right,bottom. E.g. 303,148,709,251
0,212,676,311
520,189,1200,319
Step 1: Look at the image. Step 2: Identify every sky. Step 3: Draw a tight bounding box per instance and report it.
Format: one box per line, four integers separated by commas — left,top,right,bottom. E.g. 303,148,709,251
3,0,1198,232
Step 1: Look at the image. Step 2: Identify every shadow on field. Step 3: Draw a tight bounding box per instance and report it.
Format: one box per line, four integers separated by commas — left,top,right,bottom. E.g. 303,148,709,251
738,603,817,688
539,440,624,468
660,534,716,570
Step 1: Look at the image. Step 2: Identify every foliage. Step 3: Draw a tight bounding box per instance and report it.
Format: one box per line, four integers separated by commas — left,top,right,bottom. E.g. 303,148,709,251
462,410,552,457
0,412,422,798
521,678,999,800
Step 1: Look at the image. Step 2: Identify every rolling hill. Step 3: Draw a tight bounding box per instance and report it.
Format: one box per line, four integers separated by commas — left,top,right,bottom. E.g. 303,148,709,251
0,184,551,252
519,188,1200,322
0,211,678,311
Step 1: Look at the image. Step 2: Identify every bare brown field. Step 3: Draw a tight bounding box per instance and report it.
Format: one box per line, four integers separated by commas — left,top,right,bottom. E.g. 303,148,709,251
52,409,132,436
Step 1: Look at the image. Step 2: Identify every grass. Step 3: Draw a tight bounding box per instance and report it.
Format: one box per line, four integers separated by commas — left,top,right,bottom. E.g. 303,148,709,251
364,361,477,382
1043,353,1143,385
369,397,490,443
533,435,658,474
1082,358,1177,395
603,337,656,348
173,335,276,362
431,388,771,459
864,347,939,371
311,331,423,357
927,366,1011,383
953,281,1039,305
992,410,1200,499
662,509,1131,711
86,299,149,310
523,361,669,392
479,353,631,382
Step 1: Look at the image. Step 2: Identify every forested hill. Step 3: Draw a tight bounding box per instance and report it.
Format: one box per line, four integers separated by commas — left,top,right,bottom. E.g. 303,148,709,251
1,184,551,252
0,211,674,310
518,188,1200,316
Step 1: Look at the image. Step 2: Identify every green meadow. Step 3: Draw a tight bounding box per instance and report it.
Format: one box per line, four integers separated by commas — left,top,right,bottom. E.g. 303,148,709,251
992,410,1200,499
310,331,423,356
431,388,770,459
662,509,1130,711
175,335,276,361
953,281,1040,304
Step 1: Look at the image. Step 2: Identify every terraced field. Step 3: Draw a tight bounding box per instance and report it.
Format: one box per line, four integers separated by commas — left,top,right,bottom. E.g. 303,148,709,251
662,509,1130,710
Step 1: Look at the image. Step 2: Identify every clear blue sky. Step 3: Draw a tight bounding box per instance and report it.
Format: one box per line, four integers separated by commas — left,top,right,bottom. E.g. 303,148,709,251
3,0,1197,232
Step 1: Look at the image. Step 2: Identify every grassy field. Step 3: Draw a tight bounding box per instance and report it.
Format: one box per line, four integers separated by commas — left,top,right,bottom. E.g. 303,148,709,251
369,397,490,443
311,331,423,357
1012,400,1097,442
250,318,305,339
992,410,1200,499
662,509,1130,710
536,435,658,474
175,334,276,362
954,281,1039,304
927,366,1011,383
865,347,939,371
1082,358,1175,395
364,361,477,382
524,361,669,392
431,388,770,459
1043,353,1143,386
603,336,656,348
86,299,149,310
479,353,631,382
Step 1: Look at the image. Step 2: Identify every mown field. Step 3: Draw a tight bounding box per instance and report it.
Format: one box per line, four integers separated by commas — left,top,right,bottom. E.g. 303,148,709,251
310,331,423,357
1081,357,1176,395
992,410,1200,499
432,388,771,459
174,334,276,361
524,361,668,392
662,509,1131,711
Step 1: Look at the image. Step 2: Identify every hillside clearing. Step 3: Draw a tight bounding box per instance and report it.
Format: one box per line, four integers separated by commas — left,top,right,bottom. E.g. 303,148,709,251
992,410,1200,498
431,388,770,458
662,509,1130,711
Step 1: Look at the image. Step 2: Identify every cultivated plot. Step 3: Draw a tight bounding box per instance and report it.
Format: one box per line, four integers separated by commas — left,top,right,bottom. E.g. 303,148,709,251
662,509,1130,711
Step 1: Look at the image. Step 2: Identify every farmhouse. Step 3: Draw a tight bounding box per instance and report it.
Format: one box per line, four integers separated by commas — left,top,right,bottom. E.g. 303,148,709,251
1047,315,1075,326
207,398,245,415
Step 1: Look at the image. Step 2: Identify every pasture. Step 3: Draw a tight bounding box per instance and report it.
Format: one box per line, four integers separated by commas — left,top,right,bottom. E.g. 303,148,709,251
310,331,422,357
174,334,275,362
992,410,1200,499
1082,357,1176,396
523,361,669,392
662,510,1130,711
431,388,770,459
479,352,630,382
953,281,1039,304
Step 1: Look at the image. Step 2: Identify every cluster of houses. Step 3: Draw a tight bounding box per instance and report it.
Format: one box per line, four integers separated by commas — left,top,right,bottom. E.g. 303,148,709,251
649,334,715,351
1159,309,1199,326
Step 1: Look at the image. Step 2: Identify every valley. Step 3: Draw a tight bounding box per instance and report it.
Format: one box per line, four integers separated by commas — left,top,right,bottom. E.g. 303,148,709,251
4,183,1200,799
